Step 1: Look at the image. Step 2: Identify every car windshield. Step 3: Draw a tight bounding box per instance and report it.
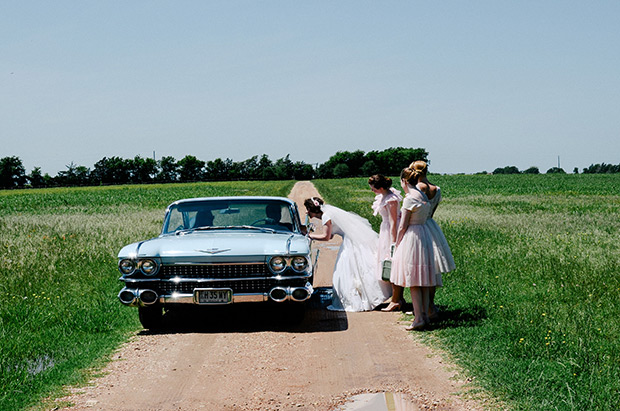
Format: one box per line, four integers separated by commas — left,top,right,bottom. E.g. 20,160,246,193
162,199,297,234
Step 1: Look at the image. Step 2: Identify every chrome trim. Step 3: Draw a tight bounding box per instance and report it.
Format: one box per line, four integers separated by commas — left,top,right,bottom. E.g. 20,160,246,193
138,289,159,305
119,271,313,284
166,261,266,266
290,286,312,302
269,287,289,302
118,288,138,306
139,259,159,276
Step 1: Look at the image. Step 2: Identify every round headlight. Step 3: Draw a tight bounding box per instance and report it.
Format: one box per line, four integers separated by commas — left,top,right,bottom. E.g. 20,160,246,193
291,256,308,272
119,259,136,275
269,256,287,273
140,259,158,275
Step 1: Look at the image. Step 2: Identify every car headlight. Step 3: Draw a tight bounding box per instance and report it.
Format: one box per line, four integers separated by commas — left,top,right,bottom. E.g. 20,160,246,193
269,256,287,274
119,259,136,275
140,259,158,275
291,256,309,272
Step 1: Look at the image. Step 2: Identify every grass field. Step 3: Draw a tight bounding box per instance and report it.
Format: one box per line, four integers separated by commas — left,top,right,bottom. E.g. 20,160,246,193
314,174,620,410
0,181,295,410
1,175,619,410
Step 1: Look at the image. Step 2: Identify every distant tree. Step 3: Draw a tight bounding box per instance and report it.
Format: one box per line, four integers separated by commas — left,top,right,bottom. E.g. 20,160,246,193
317,147,428,178
291,161,314,180
523,166,540,174
177,155,205,182
0,156,26,189
582,163,620,174
157,156,178,183
573,167,579,174
360,160,378,176
128,156,157,183
493,166,520,174
271,155,294,180
546,167,566,174
237,156,259,180
92,156,132,185
317,150,365,178
27,167,46,187
365,147,428,176
333,163,350,178
256,155,275,180
205,158,230,181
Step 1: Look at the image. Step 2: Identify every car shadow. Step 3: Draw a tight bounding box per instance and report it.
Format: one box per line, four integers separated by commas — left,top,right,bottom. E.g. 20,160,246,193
139,287,349,335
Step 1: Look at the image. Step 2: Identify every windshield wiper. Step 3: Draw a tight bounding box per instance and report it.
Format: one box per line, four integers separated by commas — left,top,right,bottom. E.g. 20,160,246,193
174,225,277,235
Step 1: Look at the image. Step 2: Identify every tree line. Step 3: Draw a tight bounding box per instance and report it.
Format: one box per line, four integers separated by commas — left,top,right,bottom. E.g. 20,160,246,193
0,147,428,189
479,163,620,175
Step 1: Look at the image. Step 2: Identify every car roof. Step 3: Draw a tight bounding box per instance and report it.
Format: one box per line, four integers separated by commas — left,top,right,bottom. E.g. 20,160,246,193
167,196,296,208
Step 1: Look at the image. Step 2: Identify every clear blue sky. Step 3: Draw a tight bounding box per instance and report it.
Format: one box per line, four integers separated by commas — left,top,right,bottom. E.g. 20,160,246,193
2,1,619,175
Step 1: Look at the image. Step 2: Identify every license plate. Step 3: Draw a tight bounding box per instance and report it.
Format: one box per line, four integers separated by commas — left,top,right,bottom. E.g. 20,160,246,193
194,289,232,305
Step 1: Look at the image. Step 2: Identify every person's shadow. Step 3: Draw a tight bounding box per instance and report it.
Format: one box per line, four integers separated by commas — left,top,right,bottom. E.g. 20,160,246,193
422,305,487,331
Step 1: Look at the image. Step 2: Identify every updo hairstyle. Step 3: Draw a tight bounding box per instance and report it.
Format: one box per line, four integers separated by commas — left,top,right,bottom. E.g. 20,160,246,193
303,197,324,214
401,160,428,185
368,174,392,190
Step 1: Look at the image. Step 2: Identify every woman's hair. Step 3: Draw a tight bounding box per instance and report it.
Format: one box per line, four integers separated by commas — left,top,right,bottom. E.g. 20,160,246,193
409,160,428,176
401,160,428,184
303,197,324,214
368,174,392,190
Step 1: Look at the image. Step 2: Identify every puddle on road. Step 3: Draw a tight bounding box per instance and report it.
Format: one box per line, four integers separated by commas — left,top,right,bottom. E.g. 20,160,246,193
337,392,419,411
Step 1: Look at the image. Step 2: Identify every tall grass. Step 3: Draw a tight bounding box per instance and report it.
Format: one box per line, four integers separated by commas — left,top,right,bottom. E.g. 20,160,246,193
0,181,295,410
313,174,620,410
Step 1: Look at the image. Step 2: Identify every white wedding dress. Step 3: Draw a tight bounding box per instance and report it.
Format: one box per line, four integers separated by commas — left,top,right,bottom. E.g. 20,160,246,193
320,205,392,312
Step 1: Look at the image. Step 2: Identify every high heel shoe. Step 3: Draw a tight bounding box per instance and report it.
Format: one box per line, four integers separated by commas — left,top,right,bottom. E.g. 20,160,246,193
381,301,402,312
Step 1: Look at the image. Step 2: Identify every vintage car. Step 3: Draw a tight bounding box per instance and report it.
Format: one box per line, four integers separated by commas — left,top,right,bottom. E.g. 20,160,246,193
117,196,316,329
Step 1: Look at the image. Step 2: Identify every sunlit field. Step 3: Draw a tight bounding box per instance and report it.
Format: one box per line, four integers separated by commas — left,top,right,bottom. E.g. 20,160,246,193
0,181,295,410
314,174,620,410
2,175,619,410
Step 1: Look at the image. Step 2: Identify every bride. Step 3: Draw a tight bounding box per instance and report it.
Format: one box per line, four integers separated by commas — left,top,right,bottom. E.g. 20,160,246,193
304,197,392,311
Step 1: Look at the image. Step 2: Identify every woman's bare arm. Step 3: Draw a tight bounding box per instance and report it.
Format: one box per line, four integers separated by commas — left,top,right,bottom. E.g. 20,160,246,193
309,220,332,241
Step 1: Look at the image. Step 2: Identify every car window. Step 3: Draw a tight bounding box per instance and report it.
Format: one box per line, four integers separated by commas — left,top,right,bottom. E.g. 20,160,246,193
163,200,296,234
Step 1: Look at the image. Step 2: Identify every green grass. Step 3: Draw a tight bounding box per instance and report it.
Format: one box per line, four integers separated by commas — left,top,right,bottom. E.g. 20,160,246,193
313,174,620,410
0,181,295,410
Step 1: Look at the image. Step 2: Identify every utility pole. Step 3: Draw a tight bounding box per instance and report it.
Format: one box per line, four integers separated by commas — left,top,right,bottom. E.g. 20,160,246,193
558,155,560,169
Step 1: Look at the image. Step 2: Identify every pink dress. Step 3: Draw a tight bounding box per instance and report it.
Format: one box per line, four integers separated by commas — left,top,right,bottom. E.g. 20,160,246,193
390,188,438,288
425,187,455,279
371,188,402,282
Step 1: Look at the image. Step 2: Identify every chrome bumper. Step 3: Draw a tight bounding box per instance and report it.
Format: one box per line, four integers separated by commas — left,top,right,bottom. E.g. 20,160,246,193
118,283,313,307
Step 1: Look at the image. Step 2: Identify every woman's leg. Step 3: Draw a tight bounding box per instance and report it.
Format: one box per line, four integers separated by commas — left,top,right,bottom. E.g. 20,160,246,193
382,284,404,311
406,287,425,330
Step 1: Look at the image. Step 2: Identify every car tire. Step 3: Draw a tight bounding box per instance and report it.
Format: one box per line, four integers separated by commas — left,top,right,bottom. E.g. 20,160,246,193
138,305,163,330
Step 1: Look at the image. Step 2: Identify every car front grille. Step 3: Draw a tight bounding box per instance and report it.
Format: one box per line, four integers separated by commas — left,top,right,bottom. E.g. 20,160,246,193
159,279,277,294
160,263,268,279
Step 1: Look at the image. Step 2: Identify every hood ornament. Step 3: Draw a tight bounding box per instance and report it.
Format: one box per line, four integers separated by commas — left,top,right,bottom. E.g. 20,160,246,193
195,248,231,254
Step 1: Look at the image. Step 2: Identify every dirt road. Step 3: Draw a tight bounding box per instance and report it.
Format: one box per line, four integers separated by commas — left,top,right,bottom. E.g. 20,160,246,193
56,181,483,410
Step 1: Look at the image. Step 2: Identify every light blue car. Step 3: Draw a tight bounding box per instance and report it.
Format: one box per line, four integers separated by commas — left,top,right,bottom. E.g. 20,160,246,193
117,196,316,329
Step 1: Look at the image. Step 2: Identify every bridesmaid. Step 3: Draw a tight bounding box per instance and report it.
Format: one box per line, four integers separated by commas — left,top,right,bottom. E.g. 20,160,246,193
411,161,456,320
368,174,403,311
391,166,438,330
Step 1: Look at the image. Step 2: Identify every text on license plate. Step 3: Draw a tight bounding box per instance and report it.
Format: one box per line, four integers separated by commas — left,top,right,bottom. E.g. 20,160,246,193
195,289,232,305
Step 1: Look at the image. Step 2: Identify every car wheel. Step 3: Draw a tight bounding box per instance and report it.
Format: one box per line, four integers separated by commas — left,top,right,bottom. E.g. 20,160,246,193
138,305,163,330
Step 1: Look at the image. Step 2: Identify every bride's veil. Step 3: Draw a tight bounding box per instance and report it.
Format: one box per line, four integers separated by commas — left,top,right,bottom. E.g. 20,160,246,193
321,204,378,246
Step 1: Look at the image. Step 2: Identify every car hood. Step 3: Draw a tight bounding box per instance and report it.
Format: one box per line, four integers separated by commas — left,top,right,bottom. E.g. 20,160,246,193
118,231,310,262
